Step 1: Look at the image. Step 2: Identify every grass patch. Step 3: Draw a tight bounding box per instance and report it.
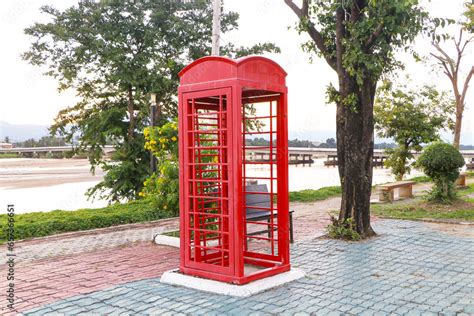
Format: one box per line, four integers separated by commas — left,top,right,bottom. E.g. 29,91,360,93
406,175,430,183
162,230,180,238
0,153,20,159
0,199,171,243
289,186,341,202
371,203,474,221
372,182,474,223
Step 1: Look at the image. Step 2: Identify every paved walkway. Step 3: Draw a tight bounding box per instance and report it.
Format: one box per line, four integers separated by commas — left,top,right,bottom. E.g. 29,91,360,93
2,181,473,315
22,220,474,315
0,200,333,314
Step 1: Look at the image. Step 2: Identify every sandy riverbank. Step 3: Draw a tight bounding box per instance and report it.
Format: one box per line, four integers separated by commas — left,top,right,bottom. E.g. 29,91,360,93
0,158,104,190
0,158,107,213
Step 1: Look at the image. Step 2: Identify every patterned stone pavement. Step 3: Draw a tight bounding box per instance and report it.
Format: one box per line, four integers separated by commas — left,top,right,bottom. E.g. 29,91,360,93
0,218,179,264
22,220,474,315
0,200,334,314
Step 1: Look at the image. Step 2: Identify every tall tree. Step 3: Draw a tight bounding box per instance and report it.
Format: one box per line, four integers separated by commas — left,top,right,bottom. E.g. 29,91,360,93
375,81,454,181
431,29,473,149
23,0,278,202
285,0,448,237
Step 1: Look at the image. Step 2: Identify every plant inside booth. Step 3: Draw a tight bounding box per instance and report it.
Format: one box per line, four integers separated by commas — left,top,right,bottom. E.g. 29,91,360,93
417,142,465,202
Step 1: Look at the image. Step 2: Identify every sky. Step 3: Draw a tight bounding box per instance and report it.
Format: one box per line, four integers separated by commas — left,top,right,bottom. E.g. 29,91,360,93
0,0,473,144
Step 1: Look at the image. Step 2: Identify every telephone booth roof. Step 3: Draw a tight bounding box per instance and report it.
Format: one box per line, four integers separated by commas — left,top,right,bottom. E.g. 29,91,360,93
178,56,287,93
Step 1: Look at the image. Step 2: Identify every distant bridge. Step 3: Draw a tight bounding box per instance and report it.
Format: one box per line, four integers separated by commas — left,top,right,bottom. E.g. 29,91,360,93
246,147,474,168
247,147,474,159
2,145,474,164
0,145,116,155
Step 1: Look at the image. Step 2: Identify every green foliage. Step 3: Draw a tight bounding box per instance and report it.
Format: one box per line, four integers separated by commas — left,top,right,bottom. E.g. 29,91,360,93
289,186,342,202
0,153,20,159
13,136,67,148
23,0,278,202
297,1,452,86
0,199,165,243
375,81,454,180
141,120,179,217
371,192,474,222
326,216,361,241
407,175,431,183
463,2,474,32
417,143,465,202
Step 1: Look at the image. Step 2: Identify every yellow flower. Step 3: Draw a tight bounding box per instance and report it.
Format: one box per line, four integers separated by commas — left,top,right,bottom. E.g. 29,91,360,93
163,205,168,210
162,144,165,149
171,136,177,142
138,192,145,197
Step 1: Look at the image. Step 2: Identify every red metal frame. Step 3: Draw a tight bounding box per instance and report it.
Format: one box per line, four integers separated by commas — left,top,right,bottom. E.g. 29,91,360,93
178,56,289,284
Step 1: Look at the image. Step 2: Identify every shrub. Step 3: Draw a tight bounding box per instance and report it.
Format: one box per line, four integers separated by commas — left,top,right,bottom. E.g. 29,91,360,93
326,216,361,241
417,142,465,202
141,120,179,217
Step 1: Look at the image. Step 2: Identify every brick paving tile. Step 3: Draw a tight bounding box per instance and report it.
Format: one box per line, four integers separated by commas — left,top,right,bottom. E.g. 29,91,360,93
0,242,179,315
0,198,333,315
17,220,474,315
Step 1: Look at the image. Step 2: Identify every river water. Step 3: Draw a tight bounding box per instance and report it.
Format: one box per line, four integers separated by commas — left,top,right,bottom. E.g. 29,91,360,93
0,158,424,214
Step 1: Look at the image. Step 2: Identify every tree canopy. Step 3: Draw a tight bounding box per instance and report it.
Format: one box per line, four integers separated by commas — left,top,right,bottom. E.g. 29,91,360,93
23,0,278,202
375,80,454,180
285,0,451,237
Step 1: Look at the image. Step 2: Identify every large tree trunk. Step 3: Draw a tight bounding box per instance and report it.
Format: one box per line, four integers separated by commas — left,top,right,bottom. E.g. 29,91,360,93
337,78,377,238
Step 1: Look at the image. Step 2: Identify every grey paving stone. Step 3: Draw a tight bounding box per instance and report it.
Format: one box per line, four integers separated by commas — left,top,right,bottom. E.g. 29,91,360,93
23,220,474,316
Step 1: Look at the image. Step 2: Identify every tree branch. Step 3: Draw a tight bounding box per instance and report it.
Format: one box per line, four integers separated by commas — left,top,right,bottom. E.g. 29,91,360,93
460,66,474,106
365,22,384,49
430,53,454,80
432,43,456,77
284,0,337,71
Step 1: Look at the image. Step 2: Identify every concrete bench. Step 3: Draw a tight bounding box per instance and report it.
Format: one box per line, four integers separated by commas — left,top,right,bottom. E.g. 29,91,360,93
456,172,467,187
378,181,416,202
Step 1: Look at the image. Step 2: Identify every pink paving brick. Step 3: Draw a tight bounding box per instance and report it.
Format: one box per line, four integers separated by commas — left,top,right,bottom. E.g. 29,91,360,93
0,242,180,313
0,199,343,314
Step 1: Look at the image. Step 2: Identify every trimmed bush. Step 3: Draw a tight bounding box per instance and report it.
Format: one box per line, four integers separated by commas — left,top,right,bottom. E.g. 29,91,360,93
417,142,465,202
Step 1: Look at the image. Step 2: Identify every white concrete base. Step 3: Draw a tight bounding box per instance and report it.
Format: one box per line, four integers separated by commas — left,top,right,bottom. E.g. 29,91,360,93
154,234,180,248
154,233,219,248
160,268,306,297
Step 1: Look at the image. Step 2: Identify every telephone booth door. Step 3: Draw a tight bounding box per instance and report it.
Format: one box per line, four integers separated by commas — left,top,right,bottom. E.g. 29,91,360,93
180,88,236,276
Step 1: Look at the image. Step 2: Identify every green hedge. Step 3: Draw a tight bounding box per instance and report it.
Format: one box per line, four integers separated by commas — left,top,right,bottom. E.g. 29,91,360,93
0,199,167,243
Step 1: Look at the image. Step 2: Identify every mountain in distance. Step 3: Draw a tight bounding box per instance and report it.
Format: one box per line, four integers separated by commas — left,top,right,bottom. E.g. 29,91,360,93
0,121,49,142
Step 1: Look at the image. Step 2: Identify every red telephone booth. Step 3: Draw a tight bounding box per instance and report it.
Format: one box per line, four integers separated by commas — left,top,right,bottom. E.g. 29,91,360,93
178,56,289,284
